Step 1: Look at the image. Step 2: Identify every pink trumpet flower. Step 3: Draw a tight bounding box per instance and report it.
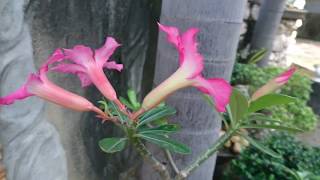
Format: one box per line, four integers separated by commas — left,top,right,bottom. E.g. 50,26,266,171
0,50,107,119
141,23,232,113
51,37,125,110
251,66,296,101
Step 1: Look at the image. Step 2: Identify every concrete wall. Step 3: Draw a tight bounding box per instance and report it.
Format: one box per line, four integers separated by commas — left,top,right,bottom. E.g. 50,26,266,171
26,1,160,179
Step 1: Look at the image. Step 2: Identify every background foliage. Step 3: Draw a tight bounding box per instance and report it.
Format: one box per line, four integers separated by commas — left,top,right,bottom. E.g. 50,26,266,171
224,133,320,180
231,63,318,130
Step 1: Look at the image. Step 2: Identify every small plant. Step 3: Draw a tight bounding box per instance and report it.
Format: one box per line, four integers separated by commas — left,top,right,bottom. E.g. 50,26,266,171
231,63,318,131
225,133,320,180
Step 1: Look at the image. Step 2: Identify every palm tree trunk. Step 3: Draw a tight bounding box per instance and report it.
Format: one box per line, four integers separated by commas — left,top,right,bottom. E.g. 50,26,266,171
140,0,246,179
250,0,286,67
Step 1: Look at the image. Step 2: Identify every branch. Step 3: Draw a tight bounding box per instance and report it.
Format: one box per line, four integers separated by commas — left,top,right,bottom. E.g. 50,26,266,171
164,149,180,174
175,128,237,180
133,139,171,180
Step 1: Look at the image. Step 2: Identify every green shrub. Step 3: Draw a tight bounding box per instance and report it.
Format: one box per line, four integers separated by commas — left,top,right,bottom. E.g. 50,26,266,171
231,63,318,130
224,133,320,180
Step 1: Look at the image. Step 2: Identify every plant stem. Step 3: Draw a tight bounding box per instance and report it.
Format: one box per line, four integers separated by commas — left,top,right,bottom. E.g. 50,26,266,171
165,149,180,174
175,128,237,180
133,139,171,180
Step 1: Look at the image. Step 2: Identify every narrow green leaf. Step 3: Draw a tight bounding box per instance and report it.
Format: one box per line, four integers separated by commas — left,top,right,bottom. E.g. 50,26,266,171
229,88,249,121
99,137,127,153
138,124,180,135
248,94,296,113
136,133,191,154
248,48,267,64
119,96,135,110
98,100,108,110
109,101,128,123
138,106,176,128
241,124,303,133
241,135,282,158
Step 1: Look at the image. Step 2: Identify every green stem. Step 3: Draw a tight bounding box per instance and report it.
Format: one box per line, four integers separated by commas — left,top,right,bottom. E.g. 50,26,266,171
132,139,171,180
175,128,237,180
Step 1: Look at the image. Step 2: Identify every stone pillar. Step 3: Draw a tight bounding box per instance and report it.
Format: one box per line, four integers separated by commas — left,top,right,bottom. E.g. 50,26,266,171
0,0,67,179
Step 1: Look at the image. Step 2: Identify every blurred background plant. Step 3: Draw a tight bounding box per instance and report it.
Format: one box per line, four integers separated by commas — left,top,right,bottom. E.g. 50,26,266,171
231,61,318,131
224,133,320,180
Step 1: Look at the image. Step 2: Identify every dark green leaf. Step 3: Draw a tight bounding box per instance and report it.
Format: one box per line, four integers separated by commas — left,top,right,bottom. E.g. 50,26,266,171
109,101,128,123
136,133,191,154
137,106,176,128
229,88,249,121
248,94,296,113
99,137,127,153
248,48,267,64
241,135,282,158
241,124,303,133
138,124,180,135
151,118,169,126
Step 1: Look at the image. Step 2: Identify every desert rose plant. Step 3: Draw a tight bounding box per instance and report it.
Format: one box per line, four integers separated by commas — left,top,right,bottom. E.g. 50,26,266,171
0,24,301,180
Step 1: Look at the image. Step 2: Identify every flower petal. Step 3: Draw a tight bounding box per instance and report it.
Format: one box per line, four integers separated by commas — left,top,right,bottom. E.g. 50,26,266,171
64,45,94,66
77,73,92,87
0,74,37,105
94,37,120,68
103,61,123,71
181,28,203,78
44,49,65,67
194,76,232,112
158,23,181,50
51,63,86,74
275,67,296,84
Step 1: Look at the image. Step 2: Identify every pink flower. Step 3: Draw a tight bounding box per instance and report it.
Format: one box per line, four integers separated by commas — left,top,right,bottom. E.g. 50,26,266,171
275,67,296,84
141,24,232,112
51,37,124,108
0,50,106,118
251,66,296,101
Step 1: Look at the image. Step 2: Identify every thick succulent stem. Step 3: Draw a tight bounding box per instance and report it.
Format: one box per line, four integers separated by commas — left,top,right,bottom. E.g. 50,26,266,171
132,139,171,180
175,128,237,180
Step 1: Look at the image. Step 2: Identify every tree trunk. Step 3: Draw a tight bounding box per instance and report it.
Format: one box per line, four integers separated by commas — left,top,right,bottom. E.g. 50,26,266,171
250,0,286,67
140,0,246,179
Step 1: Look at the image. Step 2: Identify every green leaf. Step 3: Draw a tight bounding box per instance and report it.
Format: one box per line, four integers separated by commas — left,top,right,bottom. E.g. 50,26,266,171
98,100,108,111
137,106,176,128
248,94,296,113
138,124,180,135
248,48,267,64
136,133,191,154
119,96,135,110
127,89,141,109
229,88,249,121
109,101,128,123
151,118,169,126
241,124,303,133
99,137,127,153
241,135,282,158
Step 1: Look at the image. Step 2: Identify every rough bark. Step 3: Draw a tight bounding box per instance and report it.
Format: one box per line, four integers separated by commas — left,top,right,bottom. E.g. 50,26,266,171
140,0,246,180
250,0,286,67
